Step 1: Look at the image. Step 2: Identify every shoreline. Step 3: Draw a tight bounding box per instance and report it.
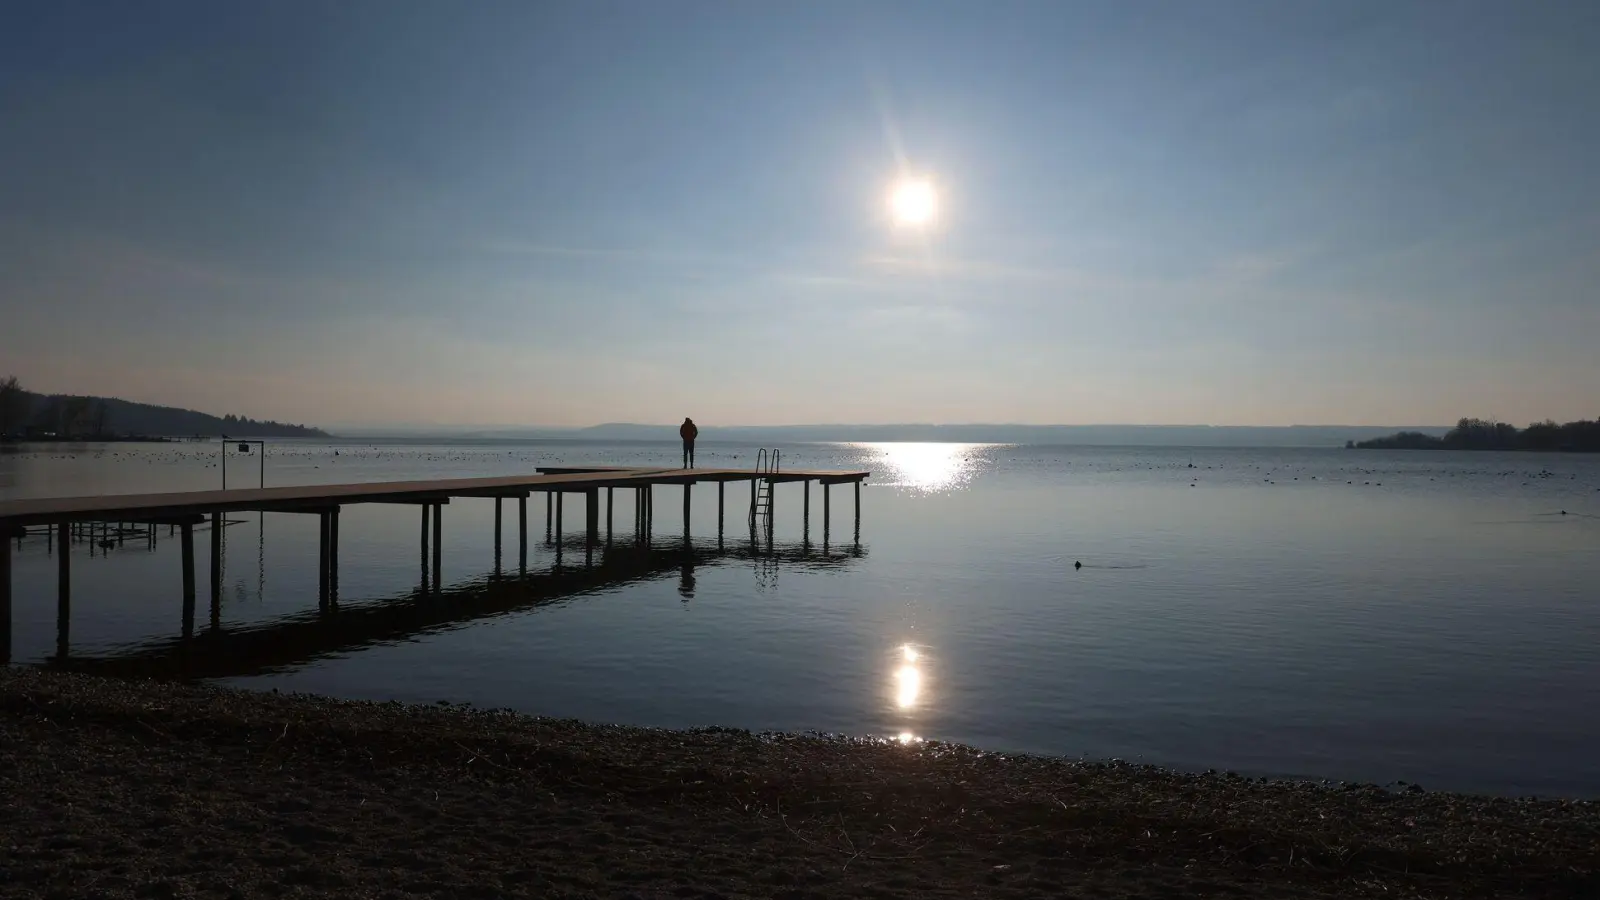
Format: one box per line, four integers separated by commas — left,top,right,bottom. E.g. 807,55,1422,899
2,670,1596,898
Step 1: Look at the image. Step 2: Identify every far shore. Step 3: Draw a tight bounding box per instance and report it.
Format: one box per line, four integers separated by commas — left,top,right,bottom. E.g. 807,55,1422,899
2,669,1595,898
1,435,179,444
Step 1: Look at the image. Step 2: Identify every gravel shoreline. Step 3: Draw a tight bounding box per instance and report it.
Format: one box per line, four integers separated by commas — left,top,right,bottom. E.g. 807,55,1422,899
2,669,1596,899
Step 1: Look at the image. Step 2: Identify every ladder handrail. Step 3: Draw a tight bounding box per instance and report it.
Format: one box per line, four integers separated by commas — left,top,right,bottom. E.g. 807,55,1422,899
749,448,779,534
753,448,781,476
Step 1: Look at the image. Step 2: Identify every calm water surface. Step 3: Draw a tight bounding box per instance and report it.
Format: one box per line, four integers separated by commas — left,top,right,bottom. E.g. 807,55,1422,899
3,439,1599,796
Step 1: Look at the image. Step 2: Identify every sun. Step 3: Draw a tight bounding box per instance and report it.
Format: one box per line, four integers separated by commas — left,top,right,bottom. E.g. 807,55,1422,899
888,177,937,228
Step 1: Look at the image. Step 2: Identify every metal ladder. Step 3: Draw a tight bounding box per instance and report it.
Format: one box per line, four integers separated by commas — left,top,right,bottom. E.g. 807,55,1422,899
749,448,780,535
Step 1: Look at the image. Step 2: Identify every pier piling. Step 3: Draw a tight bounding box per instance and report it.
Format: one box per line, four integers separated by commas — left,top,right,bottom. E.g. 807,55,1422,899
318,512,330,606
586,489,600,545
210,512,223,613
329,507,340,602
823,484,831,547
431,502,443,592
180,522,196,637
518,496,528,571
58,522,71,631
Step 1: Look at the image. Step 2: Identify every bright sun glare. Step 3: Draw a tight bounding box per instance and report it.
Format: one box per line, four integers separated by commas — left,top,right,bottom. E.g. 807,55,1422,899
889,177,937,227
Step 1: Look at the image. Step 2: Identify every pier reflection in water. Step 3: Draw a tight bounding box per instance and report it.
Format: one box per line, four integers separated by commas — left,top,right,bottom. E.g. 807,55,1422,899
46,536,865,682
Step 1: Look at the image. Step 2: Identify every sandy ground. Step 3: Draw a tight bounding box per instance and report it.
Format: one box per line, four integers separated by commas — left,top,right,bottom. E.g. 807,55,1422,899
2,669,1596,899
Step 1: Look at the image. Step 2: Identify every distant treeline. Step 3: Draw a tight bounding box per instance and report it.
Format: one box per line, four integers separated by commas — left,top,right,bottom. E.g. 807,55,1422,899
0,375,328,439
1354,418,1600,452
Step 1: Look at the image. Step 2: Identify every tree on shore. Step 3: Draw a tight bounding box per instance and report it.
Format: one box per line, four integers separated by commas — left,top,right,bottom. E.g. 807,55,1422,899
0,375,25,437
1355,417,1600,452
90,399,111,437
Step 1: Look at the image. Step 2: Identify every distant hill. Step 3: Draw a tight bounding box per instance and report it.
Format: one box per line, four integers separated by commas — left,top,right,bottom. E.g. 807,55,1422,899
1,387,328,439
420,422,1453,448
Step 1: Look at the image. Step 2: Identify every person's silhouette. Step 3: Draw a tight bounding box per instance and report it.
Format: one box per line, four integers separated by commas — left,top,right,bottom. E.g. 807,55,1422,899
679,417,698,468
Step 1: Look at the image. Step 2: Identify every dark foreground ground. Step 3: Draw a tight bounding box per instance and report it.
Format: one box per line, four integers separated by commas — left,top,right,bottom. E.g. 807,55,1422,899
1,670,1596,899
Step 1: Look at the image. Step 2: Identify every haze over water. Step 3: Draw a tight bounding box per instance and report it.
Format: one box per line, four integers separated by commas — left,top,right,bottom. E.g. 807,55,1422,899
4,439,1599,797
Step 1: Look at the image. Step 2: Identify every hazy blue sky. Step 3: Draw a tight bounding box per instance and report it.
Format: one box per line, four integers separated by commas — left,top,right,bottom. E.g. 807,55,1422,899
2,1,1596,428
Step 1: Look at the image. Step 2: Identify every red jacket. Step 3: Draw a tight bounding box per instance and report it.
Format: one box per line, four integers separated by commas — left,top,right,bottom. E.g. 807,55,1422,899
679,421,698,441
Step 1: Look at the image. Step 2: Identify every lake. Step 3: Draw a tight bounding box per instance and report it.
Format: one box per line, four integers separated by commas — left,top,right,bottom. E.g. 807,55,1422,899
3,439,1598,796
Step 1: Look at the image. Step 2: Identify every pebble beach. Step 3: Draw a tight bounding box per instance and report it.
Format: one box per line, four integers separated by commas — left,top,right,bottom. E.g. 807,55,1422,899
2,669,1596,899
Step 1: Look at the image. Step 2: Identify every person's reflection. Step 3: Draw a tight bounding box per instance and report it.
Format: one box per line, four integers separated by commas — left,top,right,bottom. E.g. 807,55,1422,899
678,556,696,601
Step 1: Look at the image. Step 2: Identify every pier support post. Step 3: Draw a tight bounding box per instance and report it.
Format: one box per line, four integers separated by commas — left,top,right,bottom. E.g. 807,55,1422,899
180,522,196,638
518,496,528,571
585,488,600,545
209,511,223,627
546,493,553,542
210,512,223,614
823,483,831,546
58,522,71,633
717,482,725,538
431,502,443,592
318,511,330,607
854,481,861,538
555,492,564,543
646,486,654,541
606,487,614,543
683,483,691,539
585,489,598,567
803,479,810,531
329,506,340,603
494,497,503,565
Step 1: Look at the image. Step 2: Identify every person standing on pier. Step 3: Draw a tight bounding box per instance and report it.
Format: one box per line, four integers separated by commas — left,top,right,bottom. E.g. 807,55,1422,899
679,417,698,468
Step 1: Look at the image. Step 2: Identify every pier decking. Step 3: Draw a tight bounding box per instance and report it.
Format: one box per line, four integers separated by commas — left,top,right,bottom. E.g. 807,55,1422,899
0,464,869,663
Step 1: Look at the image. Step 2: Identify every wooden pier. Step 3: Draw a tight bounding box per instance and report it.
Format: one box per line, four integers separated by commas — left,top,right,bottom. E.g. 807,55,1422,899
0,464,868,662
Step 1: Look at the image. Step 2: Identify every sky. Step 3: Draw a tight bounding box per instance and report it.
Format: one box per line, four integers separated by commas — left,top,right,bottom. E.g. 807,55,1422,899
1,1,1597,429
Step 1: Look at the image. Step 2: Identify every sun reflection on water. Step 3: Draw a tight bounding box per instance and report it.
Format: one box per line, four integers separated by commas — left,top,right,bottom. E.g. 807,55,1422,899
890,642,927,744
856,442,996,494
895,662,922,709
